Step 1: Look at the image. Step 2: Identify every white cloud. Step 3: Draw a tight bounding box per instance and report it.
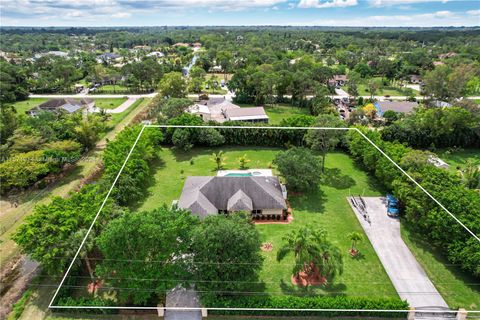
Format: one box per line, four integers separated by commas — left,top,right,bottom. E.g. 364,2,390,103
298,0,357,8
286,10,479,26
466,9,480,16
111,12,131,18
368,0,449,7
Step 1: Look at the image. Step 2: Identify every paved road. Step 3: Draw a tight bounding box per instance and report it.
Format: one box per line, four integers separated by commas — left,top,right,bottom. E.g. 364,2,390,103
348,196,449,310
165,286,202,320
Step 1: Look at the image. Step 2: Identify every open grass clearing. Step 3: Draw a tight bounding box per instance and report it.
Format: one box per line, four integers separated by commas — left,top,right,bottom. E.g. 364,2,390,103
10,98,48,114
435,148,480,172
136,146,397,299
93,98,127,110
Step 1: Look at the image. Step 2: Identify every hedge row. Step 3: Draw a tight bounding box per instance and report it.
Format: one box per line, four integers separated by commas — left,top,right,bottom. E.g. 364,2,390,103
201,295,409,318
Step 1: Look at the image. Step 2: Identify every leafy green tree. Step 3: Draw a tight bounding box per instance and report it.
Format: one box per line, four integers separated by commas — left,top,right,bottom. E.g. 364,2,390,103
12,185,121,274
277,227,343,284
97,207,198,305
0,150,49,193
211,150,227,170
0,105,19,145
305,114,345,172
274,147,322,192
190,213,263,293
159,72,187,98
172,128,193,151
74,116,103,150
310,86,335,116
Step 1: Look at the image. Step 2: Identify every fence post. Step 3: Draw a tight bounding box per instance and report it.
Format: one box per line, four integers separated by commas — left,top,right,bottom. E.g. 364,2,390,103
407,307,415,320
201,308,208,318
156,304,164,317
456,308,467,320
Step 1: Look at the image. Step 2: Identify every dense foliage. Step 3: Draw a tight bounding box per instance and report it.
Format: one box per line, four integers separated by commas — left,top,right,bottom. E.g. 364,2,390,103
102,125,163,205
202,295,409,318
189,213,263,294
348,127,480,278
97,207,198,305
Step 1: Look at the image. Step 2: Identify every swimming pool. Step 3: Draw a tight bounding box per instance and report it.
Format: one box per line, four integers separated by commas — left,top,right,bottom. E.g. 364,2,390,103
225,173,251,177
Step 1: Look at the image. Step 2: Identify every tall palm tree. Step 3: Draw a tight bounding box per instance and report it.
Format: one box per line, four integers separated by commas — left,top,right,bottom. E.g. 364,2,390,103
277,227,342,283
211,151,226,171
75,116,100,151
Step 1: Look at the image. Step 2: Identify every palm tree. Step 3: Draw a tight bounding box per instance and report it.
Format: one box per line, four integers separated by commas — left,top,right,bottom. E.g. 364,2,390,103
277,227,343,283
75,116,100,151
460,161,480,190
238,154,250,169
347,231,363,255
211,151,226,171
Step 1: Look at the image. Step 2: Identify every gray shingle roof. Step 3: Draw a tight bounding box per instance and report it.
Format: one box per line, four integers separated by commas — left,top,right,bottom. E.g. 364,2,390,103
178,176,286,218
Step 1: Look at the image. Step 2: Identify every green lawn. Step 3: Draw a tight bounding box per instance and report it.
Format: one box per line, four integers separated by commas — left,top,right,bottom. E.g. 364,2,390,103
107,98,144,128
93,98,127,109
10,98,126,113
136,146,397,299
238,103,310,124
435,148,480,172
95,84,129,93
401,226,479,309
11,98,48,114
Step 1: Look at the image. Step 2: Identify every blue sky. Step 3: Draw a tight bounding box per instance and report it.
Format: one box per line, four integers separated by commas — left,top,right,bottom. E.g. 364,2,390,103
1,0,479,27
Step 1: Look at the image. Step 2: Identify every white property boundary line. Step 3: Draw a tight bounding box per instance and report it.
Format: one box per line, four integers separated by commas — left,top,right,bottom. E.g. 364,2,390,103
48,125,480,313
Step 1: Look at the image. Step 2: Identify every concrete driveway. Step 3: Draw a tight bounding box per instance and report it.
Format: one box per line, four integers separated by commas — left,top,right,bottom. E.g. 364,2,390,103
348,196,449,310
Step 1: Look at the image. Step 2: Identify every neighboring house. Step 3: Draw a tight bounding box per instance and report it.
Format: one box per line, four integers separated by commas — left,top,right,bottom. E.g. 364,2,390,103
97,52,121,63
177,176,287,218
187,98,269,123
328,75,348,87
429,100,452,108
146,51,165,58
374,101,419,116
224,107,269,123
433,61,445,67
34,51,69,59
438,52,457,60
27,98,94,116
409,75,422,84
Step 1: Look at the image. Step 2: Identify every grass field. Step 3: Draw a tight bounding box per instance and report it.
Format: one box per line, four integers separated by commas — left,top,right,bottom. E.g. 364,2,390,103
136,146,397,299
435,148,480,172
238,103,310,124
93,98,127,109
10,98,48,114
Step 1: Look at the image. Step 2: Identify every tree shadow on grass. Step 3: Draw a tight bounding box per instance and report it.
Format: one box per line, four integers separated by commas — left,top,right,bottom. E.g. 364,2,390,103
279,279,347,297
289,188,326,214
322,168,356,190
129,156,166,211
351,161,387,194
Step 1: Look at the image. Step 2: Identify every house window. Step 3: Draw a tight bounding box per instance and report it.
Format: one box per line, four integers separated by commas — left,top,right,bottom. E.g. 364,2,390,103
252,209,263,215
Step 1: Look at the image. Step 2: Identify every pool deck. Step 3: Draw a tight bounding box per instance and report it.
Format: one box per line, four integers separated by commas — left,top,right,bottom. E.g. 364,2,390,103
217,169,273,177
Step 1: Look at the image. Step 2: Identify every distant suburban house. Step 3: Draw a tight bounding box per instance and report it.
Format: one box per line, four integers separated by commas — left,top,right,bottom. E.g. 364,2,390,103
173,42,190,48
433,61,445,67
97,52,121,63
178,175,287,218
438,52,457,60
146,51,165,58
374,101,419,116
34,51,69,60
409,75,422,84
187,98,269,123
27,98,94,116
328,75,348,87
429,100,452,108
